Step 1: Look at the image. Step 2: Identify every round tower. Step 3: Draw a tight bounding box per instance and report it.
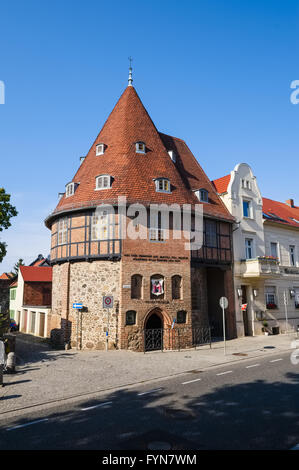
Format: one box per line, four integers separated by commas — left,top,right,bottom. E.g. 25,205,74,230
45,77,236,350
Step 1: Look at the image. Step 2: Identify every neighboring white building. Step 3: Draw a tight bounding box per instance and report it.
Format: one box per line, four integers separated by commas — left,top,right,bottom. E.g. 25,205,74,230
213,163,299,336
9,265,52,338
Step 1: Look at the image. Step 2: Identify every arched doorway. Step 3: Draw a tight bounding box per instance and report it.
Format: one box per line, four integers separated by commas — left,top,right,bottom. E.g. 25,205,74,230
146,313,162,329
144,310,164,351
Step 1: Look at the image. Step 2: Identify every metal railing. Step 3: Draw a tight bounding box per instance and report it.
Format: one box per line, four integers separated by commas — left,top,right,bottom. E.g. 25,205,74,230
141,326,212,352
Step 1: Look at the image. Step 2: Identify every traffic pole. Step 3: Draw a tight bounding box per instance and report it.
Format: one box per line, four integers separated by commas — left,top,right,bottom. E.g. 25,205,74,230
222,305,226,355
284,291,289,334
106,309,109,351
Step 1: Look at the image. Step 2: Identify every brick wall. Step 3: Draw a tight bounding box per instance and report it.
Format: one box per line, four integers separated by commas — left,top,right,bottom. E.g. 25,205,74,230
23,281,52,307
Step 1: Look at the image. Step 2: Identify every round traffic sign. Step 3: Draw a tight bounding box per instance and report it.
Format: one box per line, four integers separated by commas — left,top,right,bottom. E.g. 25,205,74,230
219,296,228,309
103,295,114,308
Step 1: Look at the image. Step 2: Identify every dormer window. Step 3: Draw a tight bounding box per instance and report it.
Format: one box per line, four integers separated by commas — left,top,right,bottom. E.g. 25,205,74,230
195,189,209,203
168,150,176,163
65,182,77,197
95,175,112,190
154,178,171,193
96,143,105,156
135,141,146,154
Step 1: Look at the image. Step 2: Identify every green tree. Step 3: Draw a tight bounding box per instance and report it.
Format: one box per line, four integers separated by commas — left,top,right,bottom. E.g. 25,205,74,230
0,188,18,263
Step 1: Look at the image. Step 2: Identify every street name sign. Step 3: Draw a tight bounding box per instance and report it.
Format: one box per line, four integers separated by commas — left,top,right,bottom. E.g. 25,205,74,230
73,303,83,309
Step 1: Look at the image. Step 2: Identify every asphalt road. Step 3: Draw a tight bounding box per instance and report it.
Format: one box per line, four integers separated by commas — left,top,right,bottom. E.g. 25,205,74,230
0,350,299,450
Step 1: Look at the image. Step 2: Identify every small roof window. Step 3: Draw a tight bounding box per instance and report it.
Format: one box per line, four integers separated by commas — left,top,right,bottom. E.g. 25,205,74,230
96,143,105,156
135,141,146,154
195,188,209,203
154,178,171,193
95,175,112,190
65,182,78,198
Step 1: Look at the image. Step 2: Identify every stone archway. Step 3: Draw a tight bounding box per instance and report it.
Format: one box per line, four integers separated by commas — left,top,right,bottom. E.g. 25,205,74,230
145,312,163,330
144,308,164,352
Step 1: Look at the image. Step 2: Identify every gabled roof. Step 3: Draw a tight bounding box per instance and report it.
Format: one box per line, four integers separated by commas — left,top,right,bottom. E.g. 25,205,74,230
46,85,234,224
0,272,13,280
29,254,50,267
20,266,52,282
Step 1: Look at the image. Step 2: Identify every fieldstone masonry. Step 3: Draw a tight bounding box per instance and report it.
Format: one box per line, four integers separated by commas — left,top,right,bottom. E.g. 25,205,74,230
51,260,120,349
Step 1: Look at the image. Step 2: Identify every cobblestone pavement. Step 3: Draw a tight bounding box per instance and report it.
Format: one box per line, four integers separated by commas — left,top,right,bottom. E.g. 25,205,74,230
0,332,297,417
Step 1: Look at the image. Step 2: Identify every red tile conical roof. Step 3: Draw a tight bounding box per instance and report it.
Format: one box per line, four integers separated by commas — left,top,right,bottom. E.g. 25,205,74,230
47,85,233,223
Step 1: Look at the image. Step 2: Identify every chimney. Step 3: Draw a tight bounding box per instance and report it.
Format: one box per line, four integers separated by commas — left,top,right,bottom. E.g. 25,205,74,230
286,199,295,208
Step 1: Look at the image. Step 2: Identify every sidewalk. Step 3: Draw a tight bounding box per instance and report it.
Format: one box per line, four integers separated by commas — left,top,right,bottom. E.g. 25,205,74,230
0,332,297,417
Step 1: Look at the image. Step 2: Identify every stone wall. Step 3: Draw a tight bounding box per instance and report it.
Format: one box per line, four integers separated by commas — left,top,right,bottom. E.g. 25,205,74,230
50,260,121,349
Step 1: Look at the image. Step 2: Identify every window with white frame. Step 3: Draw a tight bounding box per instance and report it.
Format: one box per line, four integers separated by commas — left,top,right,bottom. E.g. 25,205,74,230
135,141,146,154
95,175,111,190
290,245,296,266
58,218,68,245
154,178,171,193
195,189,209,203
96,143,105,156
149,211,165,242
65,182,75,197
243,199,252,218
245,238,254,259
241,179,251,190
265,286,277,308
91,211,109,240
270,242,278,259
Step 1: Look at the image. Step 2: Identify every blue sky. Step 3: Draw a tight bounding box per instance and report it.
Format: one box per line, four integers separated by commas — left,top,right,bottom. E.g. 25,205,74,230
0,0,299,272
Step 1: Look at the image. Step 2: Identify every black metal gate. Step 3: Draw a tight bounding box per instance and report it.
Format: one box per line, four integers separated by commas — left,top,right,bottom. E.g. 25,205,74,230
142,326,212,352
144,328,163,352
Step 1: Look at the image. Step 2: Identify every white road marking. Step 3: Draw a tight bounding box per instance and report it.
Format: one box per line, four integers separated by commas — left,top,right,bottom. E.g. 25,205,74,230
246,364,260,368
216,371,233,376
7,419,49,431
81,401,112,411
137,388,163,396
182,378,202,385
270,358,283,363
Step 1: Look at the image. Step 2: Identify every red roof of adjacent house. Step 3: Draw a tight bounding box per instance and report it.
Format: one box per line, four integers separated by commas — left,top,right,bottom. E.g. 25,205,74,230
263,198,299,229
46,85,233,224
20,266,52,282
212,174,231,194
31,258,46,266
0,272,13,280
212,173,299,230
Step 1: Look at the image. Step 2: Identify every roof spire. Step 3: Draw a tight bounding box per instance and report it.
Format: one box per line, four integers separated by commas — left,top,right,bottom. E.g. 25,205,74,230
128,56,133,86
